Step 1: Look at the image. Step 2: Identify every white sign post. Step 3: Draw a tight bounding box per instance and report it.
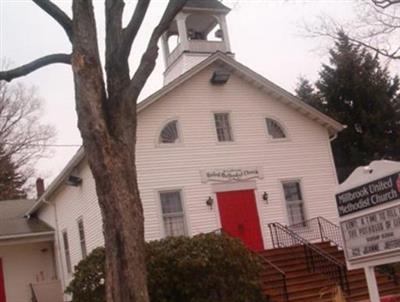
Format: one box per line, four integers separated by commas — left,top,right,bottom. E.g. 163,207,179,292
336,160,400,302
364,266,380,302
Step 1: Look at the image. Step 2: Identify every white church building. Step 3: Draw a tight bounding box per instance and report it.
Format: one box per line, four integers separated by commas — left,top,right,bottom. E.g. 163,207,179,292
0,1,347,301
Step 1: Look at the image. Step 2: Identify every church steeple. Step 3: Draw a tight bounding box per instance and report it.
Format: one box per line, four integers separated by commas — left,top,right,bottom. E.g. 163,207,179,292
161,0,233,85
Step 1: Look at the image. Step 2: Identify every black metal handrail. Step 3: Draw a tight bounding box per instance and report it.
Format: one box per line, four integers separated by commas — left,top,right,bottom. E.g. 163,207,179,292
268,222,350,294
213,228,289,301
257,254,289,302
377,264,399,285
289,217,400,286
288,217,343,248
30,283,38,302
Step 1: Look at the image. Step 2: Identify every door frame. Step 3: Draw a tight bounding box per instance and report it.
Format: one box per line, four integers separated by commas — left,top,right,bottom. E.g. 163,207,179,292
0,258,6,302
211,181,267,249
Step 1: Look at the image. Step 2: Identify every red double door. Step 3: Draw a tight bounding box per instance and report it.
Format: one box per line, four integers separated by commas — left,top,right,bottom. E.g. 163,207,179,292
217,190,264,251
0,258,5,302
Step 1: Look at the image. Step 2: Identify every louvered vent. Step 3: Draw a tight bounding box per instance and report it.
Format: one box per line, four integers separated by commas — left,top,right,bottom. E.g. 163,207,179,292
160,120,180,143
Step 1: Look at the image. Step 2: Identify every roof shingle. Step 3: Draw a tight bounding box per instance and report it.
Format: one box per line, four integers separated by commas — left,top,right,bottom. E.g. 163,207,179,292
0,199,53,238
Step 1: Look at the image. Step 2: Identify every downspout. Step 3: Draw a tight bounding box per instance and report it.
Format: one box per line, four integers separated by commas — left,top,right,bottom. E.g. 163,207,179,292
43,199,66,293
328,131,340,185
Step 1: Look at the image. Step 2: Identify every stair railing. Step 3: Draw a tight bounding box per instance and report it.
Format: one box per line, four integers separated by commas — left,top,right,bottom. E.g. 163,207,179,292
257,255,289,302
377,264,400,286
29,283,38,302
287,217,343,248
268,222,350,294
212,228,289,301
288,217,400,286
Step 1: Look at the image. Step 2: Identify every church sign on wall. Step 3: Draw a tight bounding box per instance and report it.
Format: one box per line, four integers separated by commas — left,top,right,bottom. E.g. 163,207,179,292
200,167,263,183
336,172,400,217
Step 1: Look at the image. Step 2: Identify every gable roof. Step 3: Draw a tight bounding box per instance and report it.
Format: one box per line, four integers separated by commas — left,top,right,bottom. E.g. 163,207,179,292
0,199,53,239
27,52,344,216
138,52,344,134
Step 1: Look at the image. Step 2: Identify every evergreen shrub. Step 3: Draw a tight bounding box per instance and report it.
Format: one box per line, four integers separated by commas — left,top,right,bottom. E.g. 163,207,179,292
66,233,269,302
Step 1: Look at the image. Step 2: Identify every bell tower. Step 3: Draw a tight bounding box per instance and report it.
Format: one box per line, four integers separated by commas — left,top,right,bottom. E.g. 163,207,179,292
161,0,233,85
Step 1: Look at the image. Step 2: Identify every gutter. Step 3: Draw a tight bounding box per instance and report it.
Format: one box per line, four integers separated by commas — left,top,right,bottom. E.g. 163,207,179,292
329,133,338,142
0,231,55,241
26,147,85,216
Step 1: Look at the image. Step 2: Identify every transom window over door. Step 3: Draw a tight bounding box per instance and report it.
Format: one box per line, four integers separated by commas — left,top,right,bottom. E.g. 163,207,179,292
160,191,187,237
214,113,233,142
282,181,306,226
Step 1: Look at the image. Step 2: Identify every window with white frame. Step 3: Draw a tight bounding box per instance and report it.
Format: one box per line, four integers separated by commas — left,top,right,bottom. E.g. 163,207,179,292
160,191,187,237
77,218,87,258
214,113,233,142
159,120,180,144
62,230,72,273
266,118,286,139
282,181,306,226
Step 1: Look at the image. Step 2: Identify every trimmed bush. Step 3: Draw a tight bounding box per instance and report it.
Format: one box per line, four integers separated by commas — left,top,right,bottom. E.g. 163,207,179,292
66,233,268,302
65,247,105,302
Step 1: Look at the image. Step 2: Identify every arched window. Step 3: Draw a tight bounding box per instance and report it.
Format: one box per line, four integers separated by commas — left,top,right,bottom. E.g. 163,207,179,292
265,118,286,139
159,120,180,144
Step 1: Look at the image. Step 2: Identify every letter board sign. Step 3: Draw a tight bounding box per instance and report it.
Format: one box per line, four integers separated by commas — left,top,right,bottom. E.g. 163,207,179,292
340,204,400,261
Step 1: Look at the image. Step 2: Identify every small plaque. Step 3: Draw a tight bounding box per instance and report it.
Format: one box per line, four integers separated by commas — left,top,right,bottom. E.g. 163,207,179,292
201,167,263,183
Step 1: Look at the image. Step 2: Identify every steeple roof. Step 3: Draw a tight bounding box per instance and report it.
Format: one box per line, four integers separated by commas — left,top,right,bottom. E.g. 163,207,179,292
184,0,230,12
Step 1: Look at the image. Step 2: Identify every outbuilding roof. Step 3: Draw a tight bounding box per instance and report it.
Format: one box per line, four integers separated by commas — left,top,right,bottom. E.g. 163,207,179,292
0,199,53,239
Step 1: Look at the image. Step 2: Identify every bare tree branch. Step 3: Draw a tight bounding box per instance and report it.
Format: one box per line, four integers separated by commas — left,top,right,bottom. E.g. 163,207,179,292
348,35,400,58
105,0,151,105
372,0,400,8
105,0,124,58
0,54,71,82
104,0,129,102
32,0,73,41
303,5,400,61
0,81,55,186
121,0,151,59
127,0,187,101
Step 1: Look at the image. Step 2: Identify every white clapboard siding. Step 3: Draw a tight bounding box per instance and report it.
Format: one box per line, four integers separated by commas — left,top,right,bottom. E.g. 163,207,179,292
136,64,339,247
38,63,339,291
38,160,104,289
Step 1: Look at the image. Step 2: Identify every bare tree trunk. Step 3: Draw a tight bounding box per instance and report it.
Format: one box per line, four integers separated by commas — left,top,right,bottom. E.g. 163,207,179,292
0,1,188,301
71,1,148,300
90,147,148,302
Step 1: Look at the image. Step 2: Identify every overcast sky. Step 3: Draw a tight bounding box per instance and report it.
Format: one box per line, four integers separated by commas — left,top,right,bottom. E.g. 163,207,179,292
0,0,389,184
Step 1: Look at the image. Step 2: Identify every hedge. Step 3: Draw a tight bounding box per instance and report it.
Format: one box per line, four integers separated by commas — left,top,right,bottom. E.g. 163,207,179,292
66,233,269,302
